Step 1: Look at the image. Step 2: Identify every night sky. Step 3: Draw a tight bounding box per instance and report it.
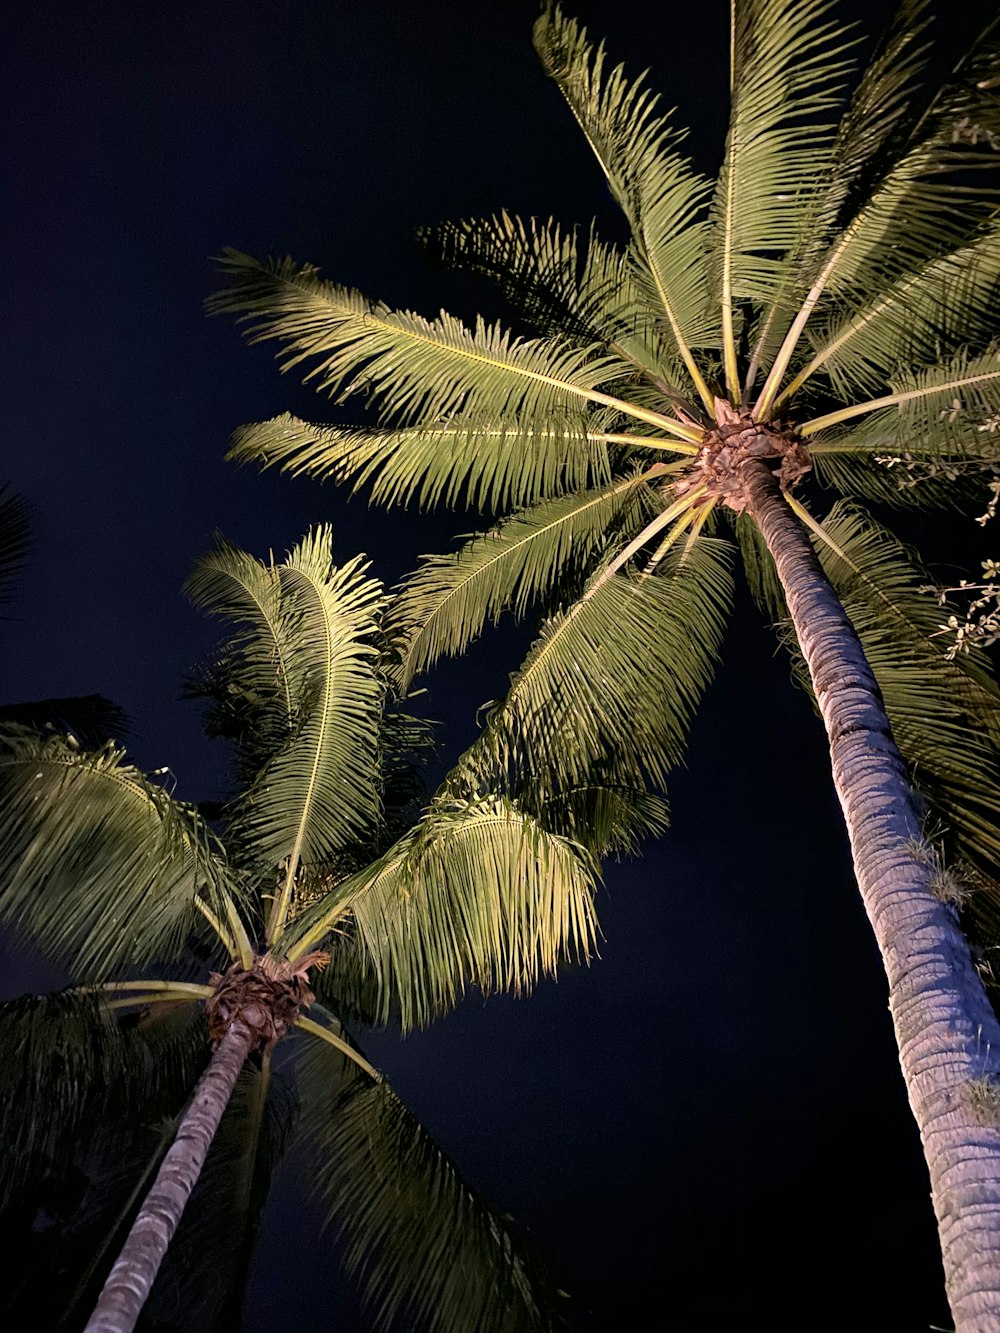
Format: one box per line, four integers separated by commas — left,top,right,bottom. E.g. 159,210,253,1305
4,2,997,1329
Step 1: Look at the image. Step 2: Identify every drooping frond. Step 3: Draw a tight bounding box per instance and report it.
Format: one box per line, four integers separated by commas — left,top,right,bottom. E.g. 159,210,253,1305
457,540,733,804
803,501,1000,878
193,530,385,897
294,1031,570,1333
533,5,718,405
423,213,678,387
208,249,685,442
0,484,31,606
0,729,237,977
0,694,128,747
386,473,652,687
228,412,614,513
711,0,856,393
523,778,669,860
286,795,599,1031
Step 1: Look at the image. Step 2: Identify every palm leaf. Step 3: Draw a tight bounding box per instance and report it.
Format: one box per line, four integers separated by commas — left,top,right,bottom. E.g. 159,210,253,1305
533,4,717,405
424,212,680,387
204,529,384,885
0,730,238,977
287,794,599,1032
293,1029,570,1333
711,0,855,392
458,539,733,804
228,411,622,513
386,473,651,687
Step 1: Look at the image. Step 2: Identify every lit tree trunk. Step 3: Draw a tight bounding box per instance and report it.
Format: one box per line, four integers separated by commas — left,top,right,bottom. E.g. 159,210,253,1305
742,454,1000,1331
84,1019,254,1333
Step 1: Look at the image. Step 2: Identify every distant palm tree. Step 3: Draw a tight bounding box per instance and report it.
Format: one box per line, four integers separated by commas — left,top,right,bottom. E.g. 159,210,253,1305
0,528,604,1333
211,3,1000,1325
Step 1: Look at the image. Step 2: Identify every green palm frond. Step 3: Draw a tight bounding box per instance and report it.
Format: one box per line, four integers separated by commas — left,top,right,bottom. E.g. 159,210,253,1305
810,448,983,512
0,695,128,747
287,795,599,1031
198,530,384,892
711,0,856,392
802,343,1000,450
533,4,717,404
458,539,733,804
228,412,616,513
423,212,679,386
0,484,31,606
805,501,1000,873
293,1031,569,1333
386,473,651,687
525,778,669,859
793,221,1000,400
208,249,677,439
0,729,237,977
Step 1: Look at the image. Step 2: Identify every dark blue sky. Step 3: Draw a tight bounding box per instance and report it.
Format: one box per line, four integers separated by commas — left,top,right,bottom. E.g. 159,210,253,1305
4,2,995,1328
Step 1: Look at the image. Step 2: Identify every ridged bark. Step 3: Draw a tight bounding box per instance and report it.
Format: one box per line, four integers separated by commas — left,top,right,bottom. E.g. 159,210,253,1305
84,1020,254,1333
742,455,1000,1330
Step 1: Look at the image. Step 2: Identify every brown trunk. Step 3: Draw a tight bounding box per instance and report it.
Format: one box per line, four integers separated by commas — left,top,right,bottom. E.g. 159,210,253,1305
742,454,1000,1331
84,1019,254,1333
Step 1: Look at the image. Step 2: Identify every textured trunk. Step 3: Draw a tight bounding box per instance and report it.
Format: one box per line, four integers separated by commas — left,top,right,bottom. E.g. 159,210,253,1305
742,455,1000,1330
84,1020,254,1333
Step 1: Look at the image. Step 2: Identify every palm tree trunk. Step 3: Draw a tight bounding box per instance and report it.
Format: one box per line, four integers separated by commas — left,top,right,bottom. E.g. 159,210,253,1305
84,1019,254,1333
741,454,1000,1331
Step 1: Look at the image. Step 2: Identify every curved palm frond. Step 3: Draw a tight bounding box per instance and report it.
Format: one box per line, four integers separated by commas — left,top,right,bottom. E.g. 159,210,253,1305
208,249,687,443
533,4,718,406
0,729,237,977
293,1028,570,1333
228,412,617,513
386,472,652,688
206,530,384,899
457,538,733,804
424,212,680,390
286,795,598,1031
710,0,856,394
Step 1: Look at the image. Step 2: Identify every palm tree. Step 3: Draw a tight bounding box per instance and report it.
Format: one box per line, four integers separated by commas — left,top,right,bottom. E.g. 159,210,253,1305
0,526,607,1333
208,3,1000,1325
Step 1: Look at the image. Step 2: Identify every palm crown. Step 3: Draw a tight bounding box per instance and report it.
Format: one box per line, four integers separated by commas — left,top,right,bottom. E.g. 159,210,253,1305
211,1,1000,931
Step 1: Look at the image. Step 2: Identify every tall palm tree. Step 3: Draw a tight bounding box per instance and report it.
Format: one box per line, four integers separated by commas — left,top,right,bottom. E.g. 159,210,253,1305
209,3,1000,1325
0,526,610,1333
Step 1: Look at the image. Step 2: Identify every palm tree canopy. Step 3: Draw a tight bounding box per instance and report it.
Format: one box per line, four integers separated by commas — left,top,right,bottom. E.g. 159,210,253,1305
211,0,1000,935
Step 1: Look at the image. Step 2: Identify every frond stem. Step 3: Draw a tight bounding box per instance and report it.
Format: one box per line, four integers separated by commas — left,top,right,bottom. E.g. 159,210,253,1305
585,486,707,597
801,365,1000,436
294,1014,382,1082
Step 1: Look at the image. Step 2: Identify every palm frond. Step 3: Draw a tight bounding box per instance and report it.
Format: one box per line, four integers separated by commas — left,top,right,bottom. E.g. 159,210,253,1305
293,1030,570,1333
229,411,619,513
423,213,679,388
209,249,681,442
386,473,651,687
288,795,599,1031
0,485,31,606
533,4,718,405
199,530,384,896
0,729,237,977
0,695,128,747
785,220,1000,402
710,0,856,391
802,343,1000,450
457,539,733,804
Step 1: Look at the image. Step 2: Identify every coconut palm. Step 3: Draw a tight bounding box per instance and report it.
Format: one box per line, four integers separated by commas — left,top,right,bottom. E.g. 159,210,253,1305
209,3,1000,1325
0,525,609,1333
